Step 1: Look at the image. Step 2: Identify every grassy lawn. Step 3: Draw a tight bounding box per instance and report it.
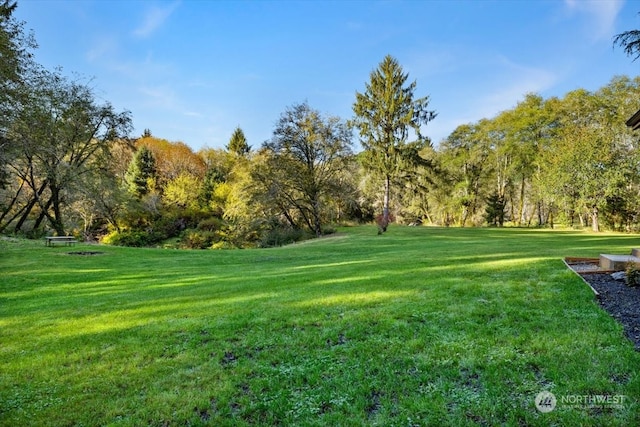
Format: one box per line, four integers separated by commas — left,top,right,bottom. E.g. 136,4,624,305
1,226,640,426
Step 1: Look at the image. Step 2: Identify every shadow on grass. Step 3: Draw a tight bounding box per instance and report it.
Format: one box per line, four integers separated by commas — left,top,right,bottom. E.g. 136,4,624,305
3,228,640,425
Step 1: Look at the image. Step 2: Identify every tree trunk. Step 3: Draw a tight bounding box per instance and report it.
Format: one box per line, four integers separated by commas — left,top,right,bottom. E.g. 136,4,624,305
381,174,390,232
425,210,433,225
537,200,543,226
591,206,600,232
470,180,480,226
48,185,65,235
460,206,468,228
311,196,322,237
0,203,29,233
0,180,25,226
568,208,574,227
297,207,314,234
518,175,526,226
280,207,297,229
33,198,53,231
14,181,49,232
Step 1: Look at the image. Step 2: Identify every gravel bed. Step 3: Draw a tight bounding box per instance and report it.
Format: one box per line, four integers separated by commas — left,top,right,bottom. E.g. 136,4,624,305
579,272,640,350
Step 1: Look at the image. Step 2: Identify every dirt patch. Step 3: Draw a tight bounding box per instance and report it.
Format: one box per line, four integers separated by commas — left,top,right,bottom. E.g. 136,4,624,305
366,390,383,418
220,351,238,367
66,251,104,256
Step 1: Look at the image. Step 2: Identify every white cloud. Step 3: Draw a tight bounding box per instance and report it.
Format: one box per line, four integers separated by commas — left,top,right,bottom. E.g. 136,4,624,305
183,111,203,118
427,117,466,146
476,57,557,116
429,55,558,145
86,37,117,62
139,85,178,109
346,21,364,31
564,0,624,40
138,85,205,120
406,48,458,79
100,52,176,85
133,1,181,38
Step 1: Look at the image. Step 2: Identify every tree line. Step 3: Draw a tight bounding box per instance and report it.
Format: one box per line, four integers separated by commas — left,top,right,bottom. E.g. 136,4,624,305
2,0,640,249
431,79,640,231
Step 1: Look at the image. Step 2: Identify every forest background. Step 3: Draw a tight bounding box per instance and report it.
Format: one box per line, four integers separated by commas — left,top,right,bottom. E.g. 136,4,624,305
2,1,640,249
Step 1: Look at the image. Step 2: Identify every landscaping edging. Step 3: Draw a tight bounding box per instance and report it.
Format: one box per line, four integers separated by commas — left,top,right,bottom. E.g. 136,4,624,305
564,257,640,350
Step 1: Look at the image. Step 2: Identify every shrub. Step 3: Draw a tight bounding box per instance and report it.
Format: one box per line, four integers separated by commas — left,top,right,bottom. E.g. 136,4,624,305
625,263,640,287
180,229,218,249
197,217,224,232
259,226,311,248
485,192,506,226
101,230,164,247
157,208,212,236
321,225,336,235
221,219,264,249
151,216,183,238
22,227,47,240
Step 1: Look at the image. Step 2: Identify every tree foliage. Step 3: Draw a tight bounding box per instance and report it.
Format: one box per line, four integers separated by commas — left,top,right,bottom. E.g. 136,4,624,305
125,146,156,198
432,76,640,231
259,102,353,237
4,68,131,235
226,126,251,156
164,173,202,209
4,5,640,246
0,0,36,189
614,18,640,61
137,136,205,184
437,122,490,226
352,55,436,232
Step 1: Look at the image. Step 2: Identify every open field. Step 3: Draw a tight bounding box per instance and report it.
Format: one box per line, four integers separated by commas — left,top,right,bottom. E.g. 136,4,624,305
1,226,640,426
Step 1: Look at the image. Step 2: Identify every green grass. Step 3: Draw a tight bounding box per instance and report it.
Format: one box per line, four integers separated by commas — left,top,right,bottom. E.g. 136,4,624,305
1,226,640,426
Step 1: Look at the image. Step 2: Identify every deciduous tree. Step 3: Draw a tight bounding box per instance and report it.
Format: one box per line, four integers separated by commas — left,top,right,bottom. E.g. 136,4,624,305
0,0,36,189
7,68,132,235
163,173,202,209
260,102,353,236
137,137,205,187
437,122,491,226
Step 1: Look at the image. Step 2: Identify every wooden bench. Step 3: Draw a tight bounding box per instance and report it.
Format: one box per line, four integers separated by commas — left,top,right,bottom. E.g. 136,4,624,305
45,236,77,247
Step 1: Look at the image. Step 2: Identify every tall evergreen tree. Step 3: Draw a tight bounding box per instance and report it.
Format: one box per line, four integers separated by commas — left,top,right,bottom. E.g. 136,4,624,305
226,126,250,156
125,146,156,198
352,55,436,232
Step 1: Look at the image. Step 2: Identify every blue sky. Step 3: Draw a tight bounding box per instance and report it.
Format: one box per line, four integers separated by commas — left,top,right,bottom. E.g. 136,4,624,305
14,0,640,151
